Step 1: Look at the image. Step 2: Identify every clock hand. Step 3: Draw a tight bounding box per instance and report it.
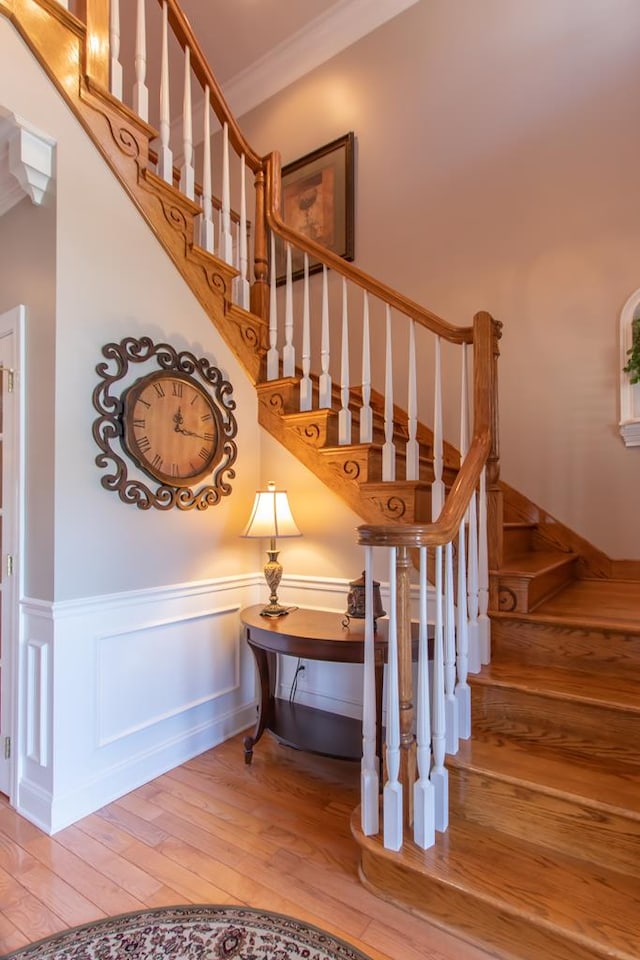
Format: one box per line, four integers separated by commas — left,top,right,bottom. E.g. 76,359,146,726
177,426,209,440
173,407,185,432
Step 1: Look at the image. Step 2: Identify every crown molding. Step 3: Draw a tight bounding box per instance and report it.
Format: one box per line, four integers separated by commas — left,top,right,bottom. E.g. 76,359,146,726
224,0,420,119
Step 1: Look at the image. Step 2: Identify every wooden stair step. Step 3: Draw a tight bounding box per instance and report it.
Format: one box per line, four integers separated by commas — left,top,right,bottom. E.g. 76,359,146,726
496,551,579,613
471,663,640,768
531,578,640,632
448,736,640,876
353,813,640,960
491,612,640,676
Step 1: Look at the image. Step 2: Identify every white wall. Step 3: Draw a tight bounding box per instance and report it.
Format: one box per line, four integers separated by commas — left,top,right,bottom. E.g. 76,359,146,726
239,0,640,560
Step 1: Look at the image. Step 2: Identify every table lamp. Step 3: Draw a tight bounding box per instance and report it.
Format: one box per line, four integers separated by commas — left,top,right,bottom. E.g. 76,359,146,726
241,481,301,617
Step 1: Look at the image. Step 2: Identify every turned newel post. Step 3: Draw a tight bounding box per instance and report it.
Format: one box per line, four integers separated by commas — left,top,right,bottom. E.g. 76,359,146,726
473,311,503,611
76,0,110,88
251,166,269,325
396,546,416,826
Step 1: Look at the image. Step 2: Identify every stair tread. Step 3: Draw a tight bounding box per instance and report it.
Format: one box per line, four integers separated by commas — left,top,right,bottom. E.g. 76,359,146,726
530,578,640,631
474,662,640,711
450,735,640,816
399,818,640,956
496,550,577,578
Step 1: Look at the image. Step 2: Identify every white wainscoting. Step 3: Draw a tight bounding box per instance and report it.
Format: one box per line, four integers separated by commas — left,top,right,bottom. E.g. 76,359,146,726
18,575,262,834
15,570,433,834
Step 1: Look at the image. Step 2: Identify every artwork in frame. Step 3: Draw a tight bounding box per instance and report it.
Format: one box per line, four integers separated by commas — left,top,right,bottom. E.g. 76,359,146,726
276,132,355,284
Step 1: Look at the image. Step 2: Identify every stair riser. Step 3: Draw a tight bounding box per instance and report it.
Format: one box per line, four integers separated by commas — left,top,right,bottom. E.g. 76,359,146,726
449,766,640,877
492,618,640,675
503,525,535,560
471,685,640,768
359,848,617,960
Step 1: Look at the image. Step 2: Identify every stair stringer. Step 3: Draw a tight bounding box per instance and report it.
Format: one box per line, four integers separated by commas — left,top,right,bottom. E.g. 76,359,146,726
0,2,268,384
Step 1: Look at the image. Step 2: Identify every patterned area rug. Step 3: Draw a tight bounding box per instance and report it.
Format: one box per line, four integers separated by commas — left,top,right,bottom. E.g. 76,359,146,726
4,905,374,960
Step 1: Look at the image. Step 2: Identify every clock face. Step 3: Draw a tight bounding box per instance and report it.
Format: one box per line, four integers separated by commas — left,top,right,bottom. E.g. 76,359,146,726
122,372,220,485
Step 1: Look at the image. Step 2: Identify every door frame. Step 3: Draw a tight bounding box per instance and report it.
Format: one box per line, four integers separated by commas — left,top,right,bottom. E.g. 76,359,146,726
0,305,25,804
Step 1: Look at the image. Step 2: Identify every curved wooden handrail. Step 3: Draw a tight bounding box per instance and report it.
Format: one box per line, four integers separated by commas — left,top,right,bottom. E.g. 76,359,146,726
358,430,490,549
160,0,262,172
262,151,473,346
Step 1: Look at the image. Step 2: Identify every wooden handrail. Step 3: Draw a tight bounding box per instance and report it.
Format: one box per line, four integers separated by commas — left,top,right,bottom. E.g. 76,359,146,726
159,0,262,173
263,152,473,346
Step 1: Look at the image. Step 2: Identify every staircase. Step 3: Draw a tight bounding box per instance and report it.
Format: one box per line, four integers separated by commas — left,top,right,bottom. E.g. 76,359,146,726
3,3,639,959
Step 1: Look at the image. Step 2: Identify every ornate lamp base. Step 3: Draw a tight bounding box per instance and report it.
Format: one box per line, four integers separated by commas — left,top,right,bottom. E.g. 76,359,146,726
259,544,290,617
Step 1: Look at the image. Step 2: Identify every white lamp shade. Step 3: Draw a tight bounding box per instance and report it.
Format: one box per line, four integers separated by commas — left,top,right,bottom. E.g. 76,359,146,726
241,481,301,539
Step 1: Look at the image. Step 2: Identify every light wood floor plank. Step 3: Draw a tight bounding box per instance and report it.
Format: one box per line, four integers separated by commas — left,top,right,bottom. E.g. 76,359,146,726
0,734,499,960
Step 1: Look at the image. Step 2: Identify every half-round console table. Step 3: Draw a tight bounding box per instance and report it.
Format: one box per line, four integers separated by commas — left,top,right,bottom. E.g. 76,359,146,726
240,605,391,765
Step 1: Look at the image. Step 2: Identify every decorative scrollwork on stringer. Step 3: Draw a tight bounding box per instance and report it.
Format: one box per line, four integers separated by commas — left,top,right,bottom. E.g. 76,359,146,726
92,336,237,511
498,586,518,612
342,459,362,480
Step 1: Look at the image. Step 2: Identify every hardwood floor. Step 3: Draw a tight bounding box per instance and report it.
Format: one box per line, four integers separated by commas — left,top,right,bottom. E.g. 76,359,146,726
0,732,497,960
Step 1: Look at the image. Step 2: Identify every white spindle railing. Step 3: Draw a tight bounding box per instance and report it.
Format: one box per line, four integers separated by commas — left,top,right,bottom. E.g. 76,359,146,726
360,292,373,443
237,154,250,310
158,2,172,184
299,254,312,410
220,122,233,265
133,0,148,120
382,305,396,481
201,86,214,253
109,0,122,100
319,266,331,408
283,245,295,377
339,278,352,444
383,550,403,852
413,546,435,849
406,321,419,481
180,46,194,199
361,546,379,836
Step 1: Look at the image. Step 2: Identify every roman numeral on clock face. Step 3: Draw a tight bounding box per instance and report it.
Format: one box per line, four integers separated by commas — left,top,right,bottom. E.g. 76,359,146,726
138,436,151,453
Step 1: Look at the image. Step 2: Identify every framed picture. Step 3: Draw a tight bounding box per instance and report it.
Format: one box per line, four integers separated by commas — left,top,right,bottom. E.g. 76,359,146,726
276,132,355,284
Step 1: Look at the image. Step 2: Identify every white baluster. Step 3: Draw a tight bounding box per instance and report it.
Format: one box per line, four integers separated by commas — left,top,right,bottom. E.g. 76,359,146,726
299,254,312,411
382,305,396,481
456,521,471,739
283,245,295,378
444,540,459,755
133,0,148,121
413,546,435,849
406,320,419,481
430,544,448,832
201,86,214,252
361,546,379,836
220,122,233,265
319,266,332,408
360,291,373,443
432,336,444,516
158,1,172,183
109,0,123,100
237,154,250,310
179,46,195,199
384,548,403,852
339,278,352,444
478,466,491,663
267,232,279,381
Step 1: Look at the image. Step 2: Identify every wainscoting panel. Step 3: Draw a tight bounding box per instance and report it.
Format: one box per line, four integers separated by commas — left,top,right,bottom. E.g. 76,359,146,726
17,576,261,834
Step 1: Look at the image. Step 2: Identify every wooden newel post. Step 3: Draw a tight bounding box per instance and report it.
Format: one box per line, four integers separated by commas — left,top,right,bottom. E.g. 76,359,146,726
251,166,269,325
396,546,416,826
473,311,503,611
76,0,110,88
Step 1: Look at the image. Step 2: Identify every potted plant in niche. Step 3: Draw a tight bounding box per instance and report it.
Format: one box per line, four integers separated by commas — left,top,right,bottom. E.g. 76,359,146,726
623,316,640,384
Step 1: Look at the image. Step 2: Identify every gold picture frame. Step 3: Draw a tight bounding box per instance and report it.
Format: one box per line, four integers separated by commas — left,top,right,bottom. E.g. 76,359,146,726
276,132,355,284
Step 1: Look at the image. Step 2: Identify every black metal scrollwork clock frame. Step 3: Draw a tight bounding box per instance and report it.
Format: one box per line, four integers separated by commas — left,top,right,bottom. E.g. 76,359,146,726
92,336,238,510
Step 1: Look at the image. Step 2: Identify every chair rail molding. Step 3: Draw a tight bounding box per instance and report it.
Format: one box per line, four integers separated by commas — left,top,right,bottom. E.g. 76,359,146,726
619,287,640,446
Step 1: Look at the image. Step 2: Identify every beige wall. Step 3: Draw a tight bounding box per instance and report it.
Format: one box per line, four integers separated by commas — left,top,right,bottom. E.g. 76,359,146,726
240,0,640,559
0,17,265,602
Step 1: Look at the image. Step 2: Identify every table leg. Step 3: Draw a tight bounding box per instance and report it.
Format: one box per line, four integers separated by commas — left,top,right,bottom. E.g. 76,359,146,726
243,640,277,764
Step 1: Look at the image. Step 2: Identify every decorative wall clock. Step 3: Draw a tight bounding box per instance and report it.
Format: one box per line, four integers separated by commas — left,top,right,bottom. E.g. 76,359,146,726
92,337,238,510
